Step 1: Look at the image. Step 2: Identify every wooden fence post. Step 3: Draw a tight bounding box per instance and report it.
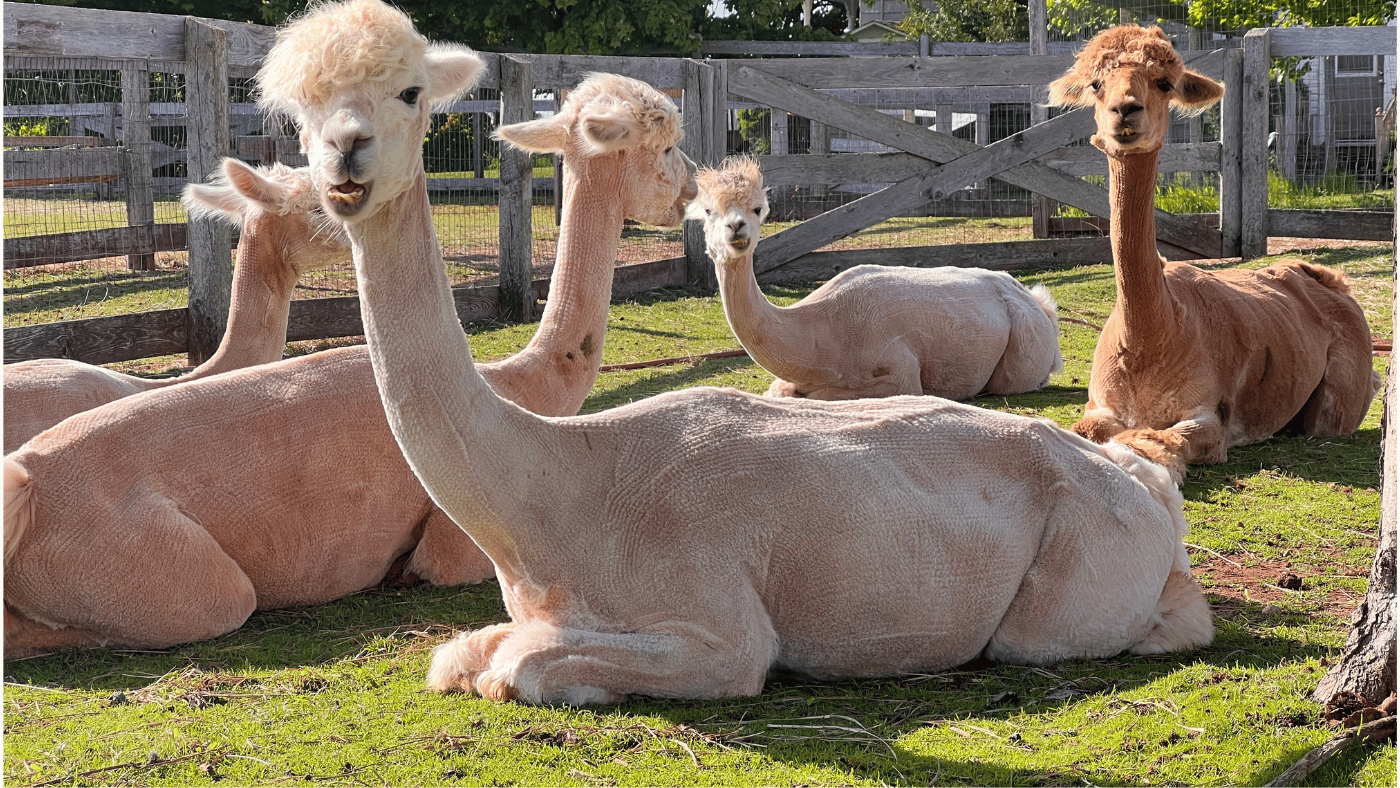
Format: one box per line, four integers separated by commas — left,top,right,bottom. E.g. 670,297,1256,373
184,18,233,365
120,62,156,271
497,55,535,323
1028,0,1051,239
1241,28,1270,260
683,58,718,293
1219,47,1243,259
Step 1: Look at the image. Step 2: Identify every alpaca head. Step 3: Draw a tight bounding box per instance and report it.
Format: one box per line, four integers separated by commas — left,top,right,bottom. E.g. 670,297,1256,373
1047,25,1223,157
495,72,698,228
687,156,768,268
183,158,351,275
256,0,484,223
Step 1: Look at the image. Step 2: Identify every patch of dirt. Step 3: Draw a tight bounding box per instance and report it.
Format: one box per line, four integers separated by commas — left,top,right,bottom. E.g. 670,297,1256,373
1195,554,1366,621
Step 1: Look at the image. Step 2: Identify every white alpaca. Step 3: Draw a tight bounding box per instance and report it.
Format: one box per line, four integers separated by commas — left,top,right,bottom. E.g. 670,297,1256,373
1,59,696,655
267,0,1212,706
3,161,349,452
689,156,1063,401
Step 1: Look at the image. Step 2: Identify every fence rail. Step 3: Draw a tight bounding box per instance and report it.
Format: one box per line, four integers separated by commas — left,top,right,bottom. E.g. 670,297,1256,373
4,2,1395,367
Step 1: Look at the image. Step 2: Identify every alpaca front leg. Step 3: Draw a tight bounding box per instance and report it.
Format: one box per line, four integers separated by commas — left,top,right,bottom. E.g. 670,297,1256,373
426,623,518,697
435,620,774,706
1071,404,1127,443
1166,411,1227,465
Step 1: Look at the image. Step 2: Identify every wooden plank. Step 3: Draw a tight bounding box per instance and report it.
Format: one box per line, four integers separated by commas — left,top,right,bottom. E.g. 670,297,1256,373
730,65,1220,258
283,285,508,341
1241,29,1270,259
1219,47,1243,258
3,136,104,147
760,143,1220,185
3,224,186,268
513,54,687,91
3,147,123,185
1265,209,1394,241
681,59,716,293
613,257,690,300
753,108,1098,273
701,40,919,57
497,55,535,322
183,18,233,365
2,3,275,68
121,63,156,271
3,309,187,365
742,55,1077,89
1267,26,1395,58
757,238,1118,285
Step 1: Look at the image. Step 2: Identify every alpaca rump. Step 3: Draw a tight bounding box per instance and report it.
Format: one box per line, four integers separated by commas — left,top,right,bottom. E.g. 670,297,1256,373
1048,25,1379,472
691,156,1063,402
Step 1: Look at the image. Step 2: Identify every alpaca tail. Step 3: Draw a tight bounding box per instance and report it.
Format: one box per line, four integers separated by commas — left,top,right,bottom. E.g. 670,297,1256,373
4,457,36,565
1027,283,1059,323
1288,260,1353,295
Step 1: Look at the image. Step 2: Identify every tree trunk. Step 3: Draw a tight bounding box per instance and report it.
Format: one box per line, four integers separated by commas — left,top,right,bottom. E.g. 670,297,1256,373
1312,272,1397,707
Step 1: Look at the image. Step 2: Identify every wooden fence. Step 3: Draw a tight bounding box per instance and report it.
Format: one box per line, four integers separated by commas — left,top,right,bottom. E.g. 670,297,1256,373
3,2,1394,367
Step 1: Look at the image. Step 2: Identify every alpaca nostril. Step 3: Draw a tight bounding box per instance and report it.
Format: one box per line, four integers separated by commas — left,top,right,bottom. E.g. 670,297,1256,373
1113,102,1143,118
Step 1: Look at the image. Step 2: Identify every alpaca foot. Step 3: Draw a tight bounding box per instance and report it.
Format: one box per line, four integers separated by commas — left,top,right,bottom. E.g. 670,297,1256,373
1129,570,1214,655
1071,413,1124,444
426,623,516,694
1114,428,1188,485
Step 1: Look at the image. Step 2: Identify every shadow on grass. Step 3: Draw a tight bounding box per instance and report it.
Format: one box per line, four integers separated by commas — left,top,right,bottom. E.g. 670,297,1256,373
3,270,188,318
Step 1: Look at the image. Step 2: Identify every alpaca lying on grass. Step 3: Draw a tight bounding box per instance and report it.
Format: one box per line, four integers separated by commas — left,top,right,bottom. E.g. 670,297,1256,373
1048,25,1380,478
1,62,697,657
265,0,1213,706
3,160,349,452
690,156,1063,401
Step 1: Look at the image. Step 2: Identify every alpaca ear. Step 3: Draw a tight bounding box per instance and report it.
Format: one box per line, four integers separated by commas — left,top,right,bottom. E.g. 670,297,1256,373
495,116,569,154
580,110,638,154
424,44,485,107
222,158,292,213
182,158,262,221
1174,70,1224,114
1046,71,1092,108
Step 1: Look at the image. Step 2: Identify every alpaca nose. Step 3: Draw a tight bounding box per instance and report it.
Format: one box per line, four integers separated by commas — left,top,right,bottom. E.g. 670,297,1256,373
727,218,748,238
1110,98,1143,119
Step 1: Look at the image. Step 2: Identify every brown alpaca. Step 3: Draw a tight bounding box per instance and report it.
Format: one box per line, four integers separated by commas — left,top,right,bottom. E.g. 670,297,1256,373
1048,25,1380,479
3,161,349,452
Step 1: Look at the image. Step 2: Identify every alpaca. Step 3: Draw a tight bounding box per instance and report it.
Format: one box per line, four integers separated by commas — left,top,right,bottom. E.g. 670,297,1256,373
1048,25,1380,479
1,62,696,655
690,156,1063,401
3,160,349,452
269,0,1212,706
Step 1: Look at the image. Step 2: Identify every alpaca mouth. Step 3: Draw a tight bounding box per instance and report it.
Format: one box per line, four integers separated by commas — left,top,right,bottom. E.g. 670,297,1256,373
729,237,751,251
327,180,370,216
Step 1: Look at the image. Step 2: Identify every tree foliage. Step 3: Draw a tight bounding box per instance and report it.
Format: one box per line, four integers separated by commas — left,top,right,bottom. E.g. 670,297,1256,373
896,0,1029,43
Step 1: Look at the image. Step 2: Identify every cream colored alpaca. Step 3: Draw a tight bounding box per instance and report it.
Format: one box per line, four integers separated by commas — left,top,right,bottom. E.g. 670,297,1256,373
3,160,348,452
2,48,696,655
690,157,1062,401
1048,25,1380,478
269,0,1211,706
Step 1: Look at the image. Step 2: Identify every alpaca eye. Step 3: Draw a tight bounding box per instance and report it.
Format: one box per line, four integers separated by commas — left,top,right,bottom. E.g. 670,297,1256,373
1156,78,1174,92
752,207,762,217
704,208,713,216
1089,80,1102,93
664,147,674,155
399,86,421,105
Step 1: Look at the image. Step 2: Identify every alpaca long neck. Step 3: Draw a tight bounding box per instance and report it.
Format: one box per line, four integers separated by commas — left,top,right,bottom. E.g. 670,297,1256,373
350,175,546,564
487,154,627,416
1107,151,1175,341
715,251,830,385
175,219,296,383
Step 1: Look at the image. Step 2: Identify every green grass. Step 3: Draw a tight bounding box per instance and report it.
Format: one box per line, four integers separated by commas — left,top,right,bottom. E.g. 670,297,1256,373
2,246,1395,787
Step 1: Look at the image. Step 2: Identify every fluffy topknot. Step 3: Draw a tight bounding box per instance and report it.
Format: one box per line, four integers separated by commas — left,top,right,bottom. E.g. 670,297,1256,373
256,0,428,119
